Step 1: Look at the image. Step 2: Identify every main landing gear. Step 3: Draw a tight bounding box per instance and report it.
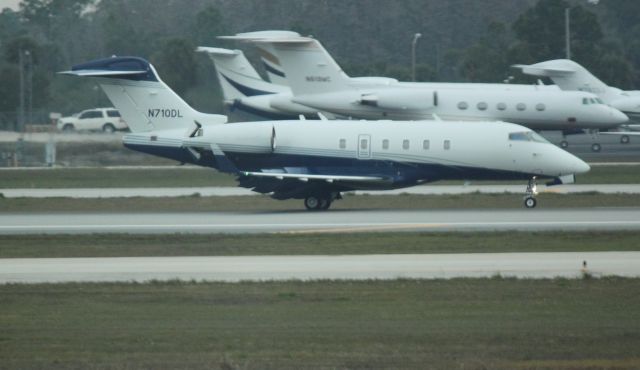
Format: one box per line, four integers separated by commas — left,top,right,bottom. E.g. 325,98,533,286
523,177,538,209
304,193,340,211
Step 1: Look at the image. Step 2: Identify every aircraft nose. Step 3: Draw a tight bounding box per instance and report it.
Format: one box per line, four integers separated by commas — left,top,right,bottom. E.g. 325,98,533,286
572,157,590,174
611,107,629,125
556,149,590,175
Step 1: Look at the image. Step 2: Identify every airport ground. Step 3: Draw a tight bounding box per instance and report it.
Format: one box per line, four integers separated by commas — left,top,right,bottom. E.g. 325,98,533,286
2,133,640,368
1,278,639,369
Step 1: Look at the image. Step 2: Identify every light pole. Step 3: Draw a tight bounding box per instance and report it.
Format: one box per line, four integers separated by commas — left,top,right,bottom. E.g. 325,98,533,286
565,8,571,59
566,1,600,60
411,33,422,82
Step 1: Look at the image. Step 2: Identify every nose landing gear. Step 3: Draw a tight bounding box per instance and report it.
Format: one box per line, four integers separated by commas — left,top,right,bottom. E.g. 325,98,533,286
524,177,538,209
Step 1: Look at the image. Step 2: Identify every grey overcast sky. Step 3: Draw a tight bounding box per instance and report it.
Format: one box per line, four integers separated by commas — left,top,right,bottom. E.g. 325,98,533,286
0,0,20,10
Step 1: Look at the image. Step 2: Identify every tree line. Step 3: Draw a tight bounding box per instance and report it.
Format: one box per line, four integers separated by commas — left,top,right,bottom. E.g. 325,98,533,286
0,0,639,127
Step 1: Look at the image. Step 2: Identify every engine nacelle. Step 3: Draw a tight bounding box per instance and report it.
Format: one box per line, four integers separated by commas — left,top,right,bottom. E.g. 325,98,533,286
269,94,319,115
358,88,436,111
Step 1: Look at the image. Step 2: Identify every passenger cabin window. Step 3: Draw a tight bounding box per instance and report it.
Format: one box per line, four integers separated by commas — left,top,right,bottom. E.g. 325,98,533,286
423,140,430,150
457,102,468,110
382,139,389,150
403,139,410,150
535,103,546,111
497,103,507,111
444,140,451,150
516,103,526,111
477,102,488,111
360,138,368,150
107,110,121,118
339,138,346,149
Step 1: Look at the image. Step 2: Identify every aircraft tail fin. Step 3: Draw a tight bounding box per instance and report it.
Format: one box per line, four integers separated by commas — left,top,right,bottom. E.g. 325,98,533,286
196,47,287,103
218,30,301,86
220,31,351,95
60,56,227,133
253,37,351,95
513,59,609,94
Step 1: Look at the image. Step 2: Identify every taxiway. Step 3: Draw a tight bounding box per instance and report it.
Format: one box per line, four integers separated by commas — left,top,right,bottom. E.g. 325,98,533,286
1,252,637,283
2,208,640,234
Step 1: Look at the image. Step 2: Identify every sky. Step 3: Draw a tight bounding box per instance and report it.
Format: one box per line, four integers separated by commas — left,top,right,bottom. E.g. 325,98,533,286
0,0,20,10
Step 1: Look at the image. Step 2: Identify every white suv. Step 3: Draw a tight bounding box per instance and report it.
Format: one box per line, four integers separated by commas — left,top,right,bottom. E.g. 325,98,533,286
57,108,128,133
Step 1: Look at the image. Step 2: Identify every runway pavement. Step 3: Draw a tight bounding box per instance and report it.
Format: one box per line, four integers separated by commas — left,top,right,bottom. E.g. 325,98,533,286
2,208,640,234
2,184,640,198
1,252,637,283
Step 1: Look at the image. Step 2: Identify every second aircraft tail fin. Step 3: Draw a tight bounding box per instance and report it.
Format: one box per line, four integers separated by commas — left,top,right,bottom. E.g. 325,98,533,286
197,47,288,104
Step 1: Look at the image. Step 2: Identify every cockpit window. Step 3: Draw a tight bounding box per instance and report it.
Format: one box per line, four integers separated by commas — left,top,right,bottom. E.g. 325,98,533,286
583,97,604,105
509,131,549,143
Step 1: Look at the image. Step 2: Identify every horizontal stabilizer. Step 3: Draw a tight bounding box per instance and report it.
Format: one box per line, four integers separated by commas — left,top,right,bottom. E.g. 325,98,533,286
196,47,239,56
218,30,302,41
59,69,148,77
512,64,576,77
60,56,159,81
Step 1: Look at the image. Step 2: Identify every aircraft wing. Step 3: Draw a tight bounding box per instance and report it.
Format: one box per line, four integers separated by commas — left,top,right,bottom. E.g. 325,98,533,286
241,171,386,183
600,131,640,136
512,64,576,77
59,69,147,77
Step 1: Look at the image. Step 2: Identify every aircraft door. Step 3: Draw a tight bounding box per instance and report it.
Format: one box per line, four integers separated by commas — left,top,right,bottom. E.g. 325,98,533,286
357,134,371,159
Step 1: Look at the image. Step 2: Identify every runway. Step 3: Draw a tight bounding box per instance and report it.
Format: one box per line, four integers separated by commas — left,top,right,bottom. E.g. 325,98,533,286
1,252,637,283
2,208,640,234
2,184,640,198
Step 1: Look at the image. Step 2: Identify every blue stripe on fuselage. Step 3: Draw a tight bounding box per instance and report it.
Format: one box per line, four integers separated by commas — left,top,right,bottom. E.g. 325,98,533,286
263,61,286,78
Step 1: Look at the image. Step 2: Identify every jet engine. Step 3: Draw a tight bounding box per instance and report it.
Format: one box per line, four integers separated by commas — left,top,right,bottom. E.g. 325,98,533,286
358,88,436,111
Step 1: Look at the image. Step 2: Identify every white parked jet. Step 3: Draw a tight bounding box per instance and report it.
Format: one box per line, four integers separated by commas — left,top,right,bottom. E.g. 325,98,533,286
212,32,627,139
514,59,640,144
61,56,589,210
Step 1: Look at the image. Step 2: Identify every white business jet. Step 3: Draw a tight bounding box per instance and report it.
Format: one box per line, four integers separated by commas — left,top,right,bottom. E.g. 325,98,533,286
61,56,589,210
210,32,626,140
515,59,640,145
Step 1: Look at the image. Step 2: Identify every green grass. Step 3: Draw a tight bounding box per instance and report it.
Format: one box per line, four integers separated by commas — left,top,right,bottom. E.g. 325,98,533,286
0,164,639,188
1,193,640,213
1,278,639,369
1,231,640,258
0,167,237,188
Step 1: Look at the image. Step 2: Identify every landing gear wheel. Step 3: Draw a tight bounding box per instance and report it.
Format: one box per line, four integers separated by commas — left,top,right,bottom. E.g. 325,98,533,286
621,135,630,144
591,143,602,152
524,197,537,209
304,196,320,211
319,198,332,210
524,177,538,209
560,140,569,149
